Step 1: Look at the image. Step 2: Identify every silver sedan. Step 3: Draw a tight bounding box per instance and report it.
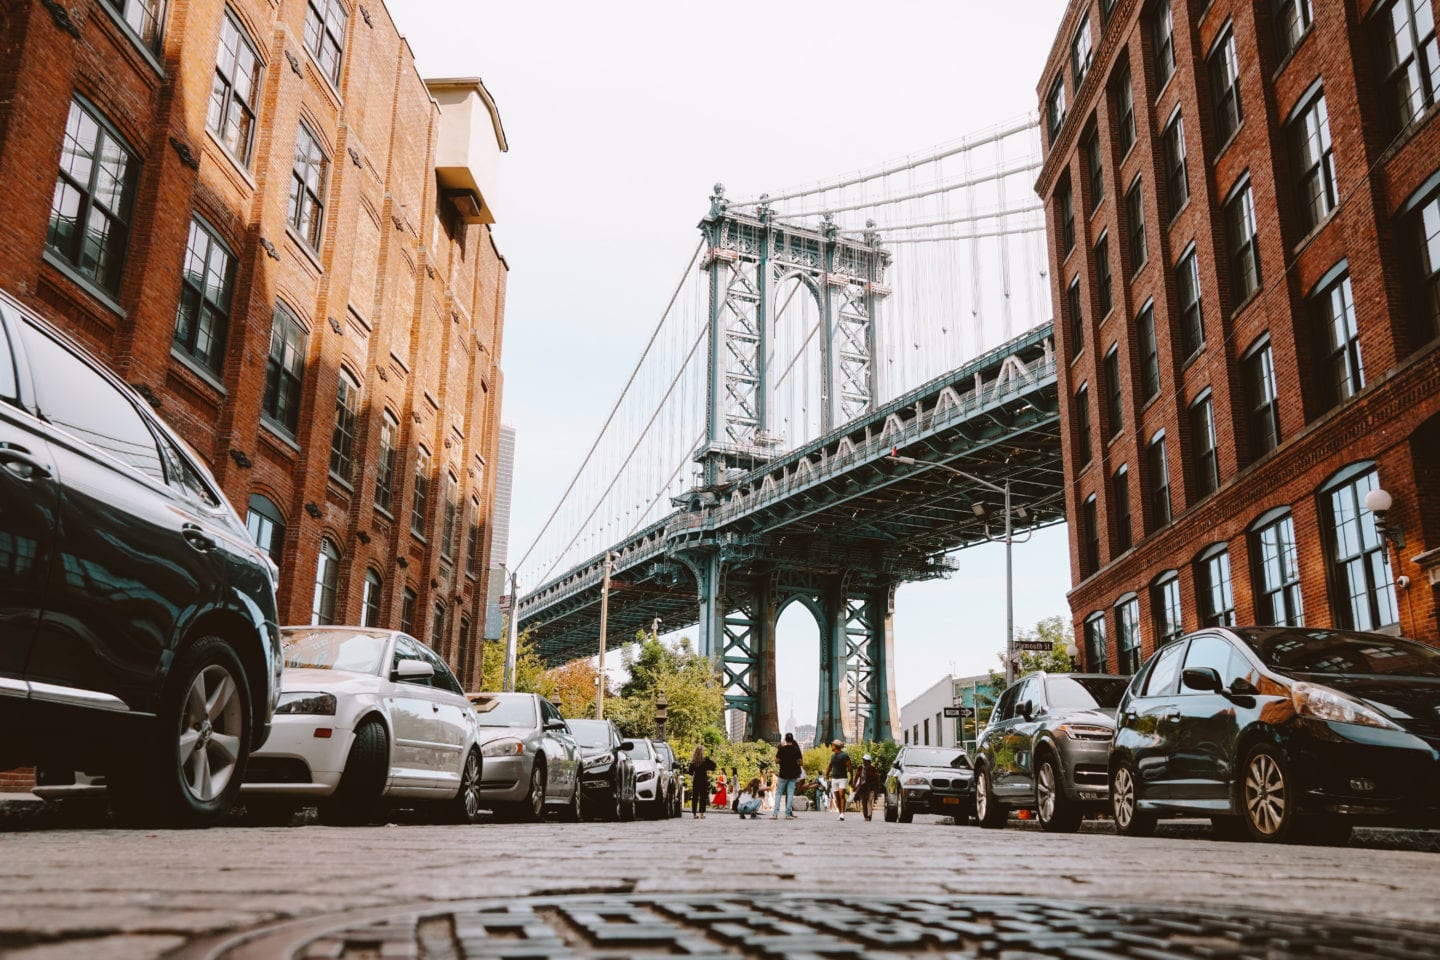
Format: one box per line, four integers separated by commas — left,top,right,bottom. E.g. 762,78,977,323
468,692,583,821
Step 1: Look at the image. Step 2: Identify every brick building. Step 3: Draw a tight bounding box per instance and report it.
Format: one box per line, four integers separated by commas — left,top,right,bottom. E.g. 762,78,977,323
1035,0,1440,673
0,0,509,699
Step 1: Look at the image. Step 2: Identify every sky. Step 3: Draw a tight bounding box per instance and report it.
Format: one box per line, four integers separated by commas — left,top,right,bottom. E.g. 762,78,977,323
395,0,1075,724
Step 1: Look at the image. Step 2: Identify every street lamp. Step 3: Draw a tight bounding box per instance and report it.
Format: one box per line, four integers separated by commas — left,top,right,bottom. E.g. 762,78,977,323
655,690,668,741
890,450,1033,686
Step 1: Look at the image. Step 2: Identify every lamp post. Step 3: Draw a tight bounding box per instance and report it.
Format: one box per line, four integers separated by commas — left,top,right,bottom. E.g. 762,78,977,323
655,690,668,741
890,452,1031,687
596,551,613,720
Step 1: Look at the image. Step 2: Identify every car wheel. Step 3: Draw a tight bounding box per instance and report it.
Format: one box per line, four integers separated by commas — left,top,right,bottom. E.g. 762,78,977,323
109,636,252,829
561,781,583,822
1036,754,1081,833
622,786,637,821
241,798,298,827
974,768,1007,829
317,718,389,826
519,762,546,822
883,792,897,822
1239,743,1298,843
1110,759,1156,837
444,749,483,825
897,790,914,823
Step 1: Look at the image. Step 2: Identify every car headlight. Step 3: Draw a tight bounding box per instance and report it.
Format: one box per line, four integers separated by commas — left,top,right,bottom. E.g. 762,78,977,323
902,775,929,787
585,752,614,769
636,770,654,782
1291,682,1400,730
1056,722,1114,741
481,738,525,758
275,692,336,716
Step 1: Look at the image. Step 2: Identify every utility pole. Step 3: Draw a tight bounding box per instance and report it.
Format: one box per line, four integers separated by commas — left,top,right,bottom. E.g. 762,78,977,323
596,551,613,720
503,568,519,692
1003,478,1016,689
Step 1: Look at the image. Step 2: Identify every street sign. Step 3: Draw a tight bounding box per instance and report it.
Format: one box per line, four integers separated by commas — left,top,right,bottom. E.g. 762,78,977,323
943,706,975,718
498,594,512,612
1014,640,1054,652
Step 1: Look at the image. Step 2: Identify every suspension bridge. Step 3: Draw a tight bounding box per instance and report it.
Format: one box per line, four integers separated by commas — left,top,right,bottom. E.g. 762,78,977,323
514,117,1065,743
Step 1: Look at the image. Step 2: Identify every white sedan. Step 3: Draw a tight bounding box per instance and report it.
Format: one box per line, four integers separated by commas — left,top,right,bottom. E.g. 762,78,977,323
239,626,482,826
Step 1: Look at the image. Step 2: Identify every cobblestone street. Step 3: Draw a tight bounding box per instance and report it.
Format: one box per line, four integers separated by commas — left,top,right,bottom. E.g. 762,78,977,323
1,806,1436,958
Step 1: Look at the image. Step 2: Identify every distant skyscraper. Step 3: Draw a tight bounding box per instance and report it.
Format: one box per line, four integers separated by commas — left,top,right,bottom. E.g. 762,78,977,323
485,424,518,640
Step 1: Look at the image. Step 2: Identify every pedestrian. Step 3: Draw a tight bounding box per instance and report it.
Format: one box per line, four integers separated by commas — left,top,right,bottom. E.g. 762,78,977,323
735,777,764,819
827,739,853,821
689,745,716,819
712,770,728,809
773,732,803,820
853,753,881,821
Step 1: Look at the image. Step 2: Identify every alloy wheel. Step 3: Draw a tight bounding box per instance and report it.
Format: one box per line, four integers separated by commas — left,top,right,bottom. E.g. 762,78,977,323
529,766,545,819
975,773,988,820
178,664,244,803
460,752,481,820
1036,762,1056,822
1244,752,1287,836
1113,765,1135,829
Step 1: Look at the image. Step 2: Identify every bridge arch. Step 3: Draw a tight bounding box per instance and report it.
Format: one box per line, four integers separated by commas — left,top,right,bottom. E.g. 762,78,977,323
770,272,826,450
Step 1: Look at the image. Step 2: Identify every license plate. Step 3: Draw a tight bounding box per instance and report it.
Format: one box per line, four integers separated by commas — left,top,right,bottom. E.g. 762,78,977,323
941,796,960,805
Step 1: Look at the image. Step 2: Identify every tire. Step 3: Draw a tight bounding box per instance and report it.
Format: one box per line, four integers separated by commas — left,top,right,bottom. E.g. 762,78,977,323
109,636,252,829
897,791,914,823
518,762,545,822
444,749,483,825
621,785,637,822
974,768,1007,829
883,793,897,823
1110,759,1156,837
560,780,583,822
317,718,389,826
1238,743,1298,843
241,798,298,827
1036,754,1081,833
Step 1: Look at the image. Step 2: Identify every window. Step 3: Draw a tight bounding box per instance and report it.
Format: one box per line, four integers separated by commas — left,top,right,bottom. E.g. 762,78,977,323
1082,494,1100,576
1085,125,1105,207
102,0,166,54
1276,0,1313,61
361,569,382,627
262,302,307,436
1126,178,1147,272
1323,466,1398,631
1251,510,1304,625
1066,275,1084,358
1101,0,1118,25
1116,595,1141,674
1291,92,1337,232
1197,545,1236,626
1147,432,1171,528
1152,0,1176,90
466,497,481,576
392,635,433,687
303,0,348,86
1177,247,1204,357
1142,641,1185,695
440,472,459,559
1189,392,1219,498
47,99,139,296
1314,271,1364,409
1075,382,1093,467
1377,0,1439,133
1243,340,1281,458
1047,75,1067,140
374,410,399,513
288,124,327,250
1113,464,1132,553
1411,184,1440,342
1152,572,1183,645
246,495,285,567
1083,612,1108,671
922,718,930,745
431,600,447,653
208,10,262,165
1103,345,1123,437
1095,233,1113,316
329,370,360,482
173,218,234,374
1183,635,1258,692
1225,181,1261,304
412,445,431,538
1073,17,1094,88
1059,180,1076,255
400,587,418,635
1138,302,1160,401
1162,112,1189,219
1209,27,1243,145
1114,65,1136,155
311,538,339,625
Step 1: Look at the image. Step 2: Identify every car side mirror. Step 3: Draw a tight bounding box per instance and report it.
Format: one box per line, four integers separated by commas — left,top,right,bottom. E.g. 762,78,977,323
618,740,635,751
1019,700,1034,720
1181,666,1223,693
544,719,567,732
393,658,434,681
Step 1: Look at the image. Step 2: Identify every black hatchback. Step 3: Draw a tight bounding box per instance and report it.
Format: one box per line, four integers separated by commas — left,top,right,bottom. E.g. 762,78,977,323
0,292,280,826
1110,626,1440,844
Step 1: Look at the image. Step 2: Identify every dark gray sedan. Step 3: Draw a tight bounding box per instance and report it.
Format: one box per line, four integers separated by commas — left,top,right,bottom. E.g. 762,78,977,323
883,746,975,822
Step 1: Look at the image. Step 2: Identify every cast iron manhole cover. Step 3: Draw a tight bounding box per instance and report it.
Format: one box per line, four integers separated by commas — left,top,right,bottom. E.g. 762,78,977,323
169,893,1440,959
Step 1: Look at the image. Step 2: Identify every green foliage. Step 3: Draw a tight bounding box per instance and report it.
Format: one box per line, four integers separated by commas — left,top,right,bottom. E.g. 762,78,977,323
988,615,1078,689
478,629,551,696
606,636,725,744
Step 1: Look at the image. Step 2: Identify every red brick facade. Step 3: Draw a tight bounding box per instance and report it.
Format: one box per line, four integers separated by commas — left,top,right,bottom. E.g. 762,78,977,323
0,0,508,700
1036,0,1440,672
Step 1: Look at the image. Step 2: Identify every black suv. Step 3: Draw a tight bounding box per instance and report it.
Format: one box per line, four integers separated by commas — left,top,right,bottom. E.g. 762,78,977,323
883,745,975,822
0,292,280,826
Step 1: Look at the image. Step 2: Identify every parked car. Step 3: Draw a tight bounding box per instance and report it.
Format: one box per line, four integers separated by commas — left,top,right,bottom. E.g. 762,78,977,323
568,718,637,820
468,692,583,821
973,672,1129,831
882,745,975,823
626,737,670,818
0,291,280,827
240,627,482,826
1110,626,1440,844
651,740,684,817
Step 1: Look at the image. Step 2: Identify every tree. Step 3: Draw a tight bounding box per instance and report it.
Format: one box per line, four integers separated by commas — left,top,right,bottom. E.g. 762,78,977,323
544,657,602,718
607,635,725,744
989,615,1078,688
478,628,550,695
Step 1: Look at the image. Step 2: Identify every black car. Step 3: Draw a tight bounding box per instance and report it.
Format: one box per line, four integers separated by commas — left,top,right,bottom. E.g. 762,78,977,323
883,745,975,822
0,291,281,826
567,717,637,820
1110,627,1440,844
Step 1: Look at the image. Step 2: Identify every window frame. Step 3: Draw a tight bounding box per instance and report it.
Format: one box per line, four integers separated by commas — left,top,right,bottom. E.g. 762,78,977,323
1083,611,1108,671
329,368,361,483
1312,268,1364,411
46,97,141,297
1188,390,1220,499
411,444,432,539
1208,24,1244,147
208,8,263,166
1075,381,1094,468
1103,343,1123,438
288,122,328,251
246,494,286,568
261,301,308,437
374,409,399,514
1138,300,1160,401
1176,245,1205,358
173,216,235,375
1224,178,1262,305
1113,463,1132,553
1116,593,1142,674
311,537,340,626
1289,87,1337,234
1151,571,1184,646
361,568,382,628
1115,63,1137,156
1152,0,1177,91
1067,274,1084,359
1147,430,1172,528
1276,0,1314,62
303,0,349,87
1125,177,1148,273
1376,0,1440,134
1196,543,1236,627
1250,508,1304,625
1073,16,1094,89
1242,337,1281,460
1095,231,1113,317
1082,493,1101,576
1320,464,1399,632
1162,109,1189,220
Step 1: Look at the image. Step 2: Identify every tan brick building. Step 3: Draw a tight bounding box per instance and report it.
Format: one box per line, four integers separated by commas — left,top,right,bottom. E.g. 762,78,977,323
1035,0,1440,672
0,0,509,700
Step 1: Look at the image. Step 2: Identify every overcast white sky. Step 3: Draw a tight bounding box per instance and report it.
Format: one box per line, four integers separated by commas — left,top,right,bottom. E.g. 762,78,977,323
397,1,1074,725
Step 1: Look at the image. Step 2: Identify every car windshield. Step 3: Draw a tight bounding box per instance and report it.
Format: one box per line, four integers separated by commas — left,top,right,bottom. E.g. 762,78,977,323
905,748,970,769
279,629,389,675
468,694,537,727
1234,628,1440,677
1046,676,1128,709
568,720,611,749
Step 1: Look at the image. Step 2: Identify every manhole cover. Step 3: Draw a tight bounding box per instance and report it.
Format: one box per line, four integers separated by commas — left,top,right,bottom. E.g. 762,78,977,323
169,893,1440,959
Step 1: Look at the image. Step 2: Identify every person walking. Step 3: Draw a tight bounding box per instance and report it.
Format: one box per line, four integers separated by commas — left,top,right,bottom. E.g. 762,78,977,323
772,732,803,819
689,745,716,819
853,753,881,821
735,777,764,819
827,739,853,821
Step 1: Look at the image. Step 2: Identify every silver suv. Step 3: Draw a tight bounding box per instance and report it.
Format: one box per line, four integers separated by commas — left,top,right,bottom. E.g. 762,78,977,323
973,672,1129,832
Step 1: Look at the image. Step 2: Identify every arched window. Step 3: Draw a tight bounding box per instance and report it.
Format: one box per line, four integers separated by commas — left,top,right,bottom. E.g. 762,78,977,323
411,445,431,538
1249,508,1303,626
329,369,360,482
1320,463,1397,631
1114,594,1141,675
246,494,285,567
1082,611,1108,672
440,472,459,559
361,569,382,628
1150,571,1183,646
430,600,447,653
1195,543,1235,627
311,538,340,625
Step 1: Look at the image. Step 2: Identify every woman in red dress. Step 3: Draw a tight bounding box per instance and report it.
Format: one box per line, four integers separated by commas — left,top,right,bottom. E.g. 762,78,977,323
712,771,728,808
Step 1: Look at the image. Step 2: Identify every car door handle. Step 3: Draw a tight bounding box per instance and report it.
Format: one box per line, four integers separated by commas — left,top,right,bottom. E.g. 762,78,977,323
432,703,440,713
181,524,215,551
0,447,51,480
